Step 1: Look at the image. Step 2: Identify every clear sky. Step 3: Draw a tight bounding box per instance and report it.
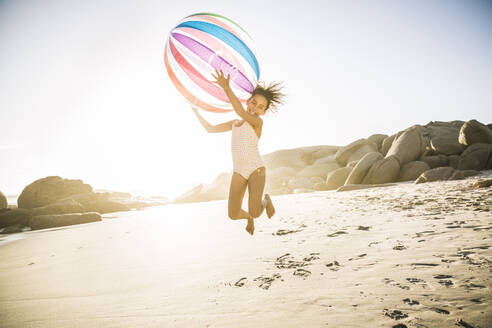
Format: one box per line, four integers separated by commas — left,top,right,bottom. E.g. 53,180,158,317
1,0,491,198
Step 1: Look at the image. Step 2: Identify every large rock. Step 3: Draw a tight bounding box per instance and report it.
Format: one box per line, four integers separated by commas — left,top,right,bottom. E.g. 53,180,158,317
83,200,131,214
0,191,7,209
345,152,383,185
448,155,461,169
367,134,388,152
29,212,102,230
362,155,401,184
309,146,339,162
415,167,479,184
346,143,378,164
459,119,492,146
335,139,368,166
457,143,492,171
29,198,86,216
296,162,340,178
419,155,449,169
326,167,352,190
425,124,465,155
18,176,93,209
0,209,32,228
381,134,396,156
398,161,430,181
313,154,336,165
386,126,426,165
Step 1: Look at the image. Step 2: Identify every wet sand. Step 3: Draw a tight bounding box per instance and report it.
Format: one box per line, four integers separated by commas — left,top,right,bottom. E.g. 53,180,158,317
0,172,491,328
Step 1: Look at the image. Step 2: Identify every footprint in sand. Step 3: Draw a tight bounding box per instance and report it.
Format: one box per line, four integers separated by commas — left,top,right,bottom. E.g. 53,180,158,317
274,229,302,236
383,309,408,320
402,298,419,305
327,231,348,237
430,307,450,315
253,273,282,290
382,278,410,290
293,268,311,278
234,277,247,287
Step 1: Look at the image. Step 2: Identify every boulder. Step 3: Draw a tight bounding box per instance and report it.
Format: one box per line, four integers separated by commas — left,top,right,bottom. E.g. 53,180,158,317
326,167,352,190
0,191,7,209
346,143,378,164
426,125,465,155
459,119,492,146
415,167,455,183
362,155,401,184
347,161,359,168
414,167,478,183
18,176,93,209
29,198,86,216
296,162,340,178
419,155,449,169
458,143,492,171
398,161,430,182
367,134,388,152
0,208,32,228
473,179,492,188
386,126,426,165
29,212,102,230
313,154,336,165
448,155,461,169
345,152,383,185
335,139,368,166
381,134,396,156
310,146,339,161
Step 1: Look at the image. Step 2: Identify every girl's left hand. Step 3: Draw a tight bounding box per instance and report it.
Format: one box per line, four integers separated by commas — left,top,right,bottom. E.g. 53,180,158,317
211,69,230,89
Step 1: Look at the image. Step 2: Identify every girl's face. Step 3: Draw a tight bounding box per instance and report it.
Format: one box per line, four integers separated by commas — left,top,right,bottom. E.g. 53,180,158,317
246,94,268,116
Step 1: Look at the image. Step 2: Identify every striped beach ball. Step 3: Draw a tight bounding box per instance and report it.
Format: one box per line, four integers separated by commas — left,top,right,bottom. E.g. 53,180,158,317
164,13,260,112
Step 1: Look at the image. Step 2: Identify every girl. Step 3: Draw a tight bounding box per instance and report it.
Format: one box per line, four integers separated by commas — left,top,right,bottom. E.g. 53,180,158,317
192,70,285,235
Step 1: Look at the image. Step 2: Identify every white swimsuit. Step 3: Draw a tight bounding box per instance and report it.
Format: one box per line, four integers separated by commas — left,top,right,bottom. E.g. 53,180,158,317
231,120,264,179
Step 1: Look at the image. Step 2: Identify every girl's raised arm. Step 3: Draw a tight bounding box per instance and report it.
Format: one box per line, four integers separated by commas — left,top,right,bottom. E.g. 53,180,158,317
211,70,263,130
192,107,235,133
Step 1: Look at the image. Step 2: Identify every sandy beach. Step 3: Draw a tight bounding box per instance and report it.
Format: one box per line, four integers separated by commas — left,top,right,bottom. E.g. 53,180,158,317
0,172,491,328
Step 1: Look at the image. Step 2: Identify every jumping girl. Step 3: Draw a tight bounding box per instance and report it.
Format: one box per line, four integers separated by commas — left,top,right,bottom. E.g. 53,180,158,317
192,70,285,235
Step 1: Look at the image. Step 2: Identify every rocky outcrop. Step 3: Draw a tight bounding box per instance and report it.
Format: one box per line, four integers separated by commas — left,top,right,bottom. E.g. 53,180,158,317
0,191,7,209
362,156,401,184
424,122,465,155
335,139,371,167
18,176,93,209
325,167,352,190
29,212,101,230
296,162,340,178
367,134,388,152
398,161,430,182
415,167,479,184
419,155,449,169
386,126,426,165
457,143,492,171
0,209,32,228
345,152,383,185
459,119,492,146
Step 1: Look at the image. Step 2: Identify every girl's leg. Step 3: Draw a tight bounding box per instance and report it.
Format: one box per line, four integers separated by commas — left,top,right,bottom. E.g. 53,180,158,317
228,172,249,220
248,167,275,219
228,172,255,235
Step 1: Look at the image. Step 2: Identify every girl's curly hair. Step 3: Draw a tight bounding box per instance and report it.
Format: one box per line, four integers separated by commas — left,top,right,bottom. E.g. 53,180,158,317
251,81,285,113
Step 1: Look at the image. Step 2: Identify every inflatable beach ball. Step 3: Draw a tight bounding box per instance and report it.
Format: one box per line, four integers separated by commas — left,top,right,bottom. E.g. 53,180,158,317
164,13,260,112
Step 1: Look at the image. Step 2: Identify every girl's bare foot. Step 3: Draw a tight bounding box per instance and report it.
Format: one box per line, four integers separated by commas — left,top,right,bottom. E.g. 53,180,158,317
245,218,255,235
264,194,275,218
